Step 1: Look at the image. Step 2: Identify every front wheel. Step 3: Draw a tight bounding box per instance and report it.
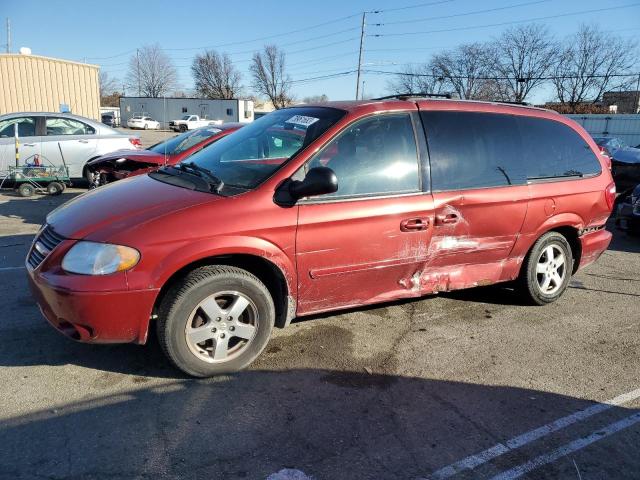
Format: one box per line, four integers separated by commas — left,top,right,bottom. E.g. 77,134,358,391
157,266,275,377
518,232,573,305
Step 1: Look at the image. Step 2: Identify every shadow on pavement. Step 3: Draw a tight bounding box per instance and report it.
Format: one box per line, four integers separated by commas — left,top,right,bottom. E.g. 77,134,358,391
0,190,83,231
1,366,638,480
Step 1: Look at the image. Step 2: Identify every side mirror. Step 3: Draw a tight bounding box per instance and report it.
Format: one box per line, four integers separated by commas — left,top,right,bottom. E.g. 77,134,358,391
289,167,338,199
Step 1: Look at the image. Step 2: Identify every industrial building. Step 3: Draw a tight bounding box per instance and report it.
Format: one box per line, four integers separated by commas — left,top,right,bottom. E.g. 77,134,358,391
0,52,100,119
119,97,254,128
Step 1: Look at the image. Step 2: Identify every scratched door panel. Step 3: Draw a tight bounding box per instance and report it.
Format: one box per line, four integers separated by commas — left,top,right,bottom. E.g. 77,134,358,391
296,194,435,315
423,186,530,292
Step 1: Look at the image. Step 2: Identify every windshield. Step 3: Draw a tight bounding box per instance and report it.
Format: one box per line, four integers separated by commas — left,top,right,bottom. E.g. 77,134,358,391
149,127,223,156
182,115,191,120
174,107,345,190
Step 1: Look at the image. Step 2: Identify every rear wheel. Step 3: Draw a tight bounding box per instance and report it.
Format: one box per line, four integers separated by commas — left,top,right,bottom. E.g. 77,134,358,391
46,181,64,195
17,183,35,197
518,232,573,305
157,265,275,377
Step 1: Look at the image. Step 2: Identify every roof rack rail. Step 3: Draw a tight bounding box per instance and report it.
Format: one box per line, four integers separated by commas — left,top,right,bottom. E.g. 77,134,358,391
497,100,531,106
373,92,452,101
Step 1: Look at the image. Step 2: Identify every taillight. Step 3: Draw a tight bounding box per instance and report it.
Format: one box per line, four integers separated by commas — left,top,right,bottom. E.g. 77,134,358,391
597,146,612,170
129,137,142,148
605,181,616,211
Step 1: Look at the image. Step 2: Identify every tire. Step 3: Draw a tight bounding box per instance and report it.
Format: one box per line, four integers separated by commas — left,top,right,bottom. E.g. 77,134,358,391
157,265,275,377
518,232,573,305
179,124,187,132
46,181,64,195
18,183,35,197
144,123,148,130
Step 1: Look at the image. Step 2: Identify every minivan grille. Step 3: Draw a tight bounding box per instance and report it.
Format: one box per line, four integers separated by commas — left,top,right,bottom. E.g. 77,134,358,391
28,226,65,269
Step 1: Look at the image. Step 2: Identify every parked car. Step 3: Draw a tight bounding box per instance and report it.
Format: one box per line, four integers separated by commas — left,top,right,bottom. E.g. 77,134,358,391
86,124,243,187
127,116,160,130
27,99,614,377
169,115,219,132
0,112,141,179
615,183,640,234
592,136,640,194
101,113,117,128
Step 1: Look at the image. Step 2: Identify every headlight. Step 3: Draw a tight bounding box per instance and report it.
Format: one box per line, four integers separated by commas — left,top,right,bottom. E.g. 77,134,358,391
62,241,140,275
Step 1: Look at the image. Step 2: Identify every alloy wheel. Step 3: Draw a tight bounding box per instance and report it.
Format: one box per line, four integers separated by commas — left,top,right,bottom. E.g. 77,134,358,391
535,244,566,295
184,291,258,363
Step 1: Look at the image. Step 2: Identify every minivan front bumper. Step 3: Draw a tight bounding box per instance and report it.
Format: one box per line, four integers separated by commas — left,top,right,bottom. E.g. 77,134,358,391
27,268,158,344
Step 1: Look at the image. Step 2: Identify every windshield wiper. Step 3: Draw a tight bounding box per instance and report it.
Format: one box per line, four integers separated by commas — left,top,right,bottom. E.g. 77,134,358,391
178,162,224,193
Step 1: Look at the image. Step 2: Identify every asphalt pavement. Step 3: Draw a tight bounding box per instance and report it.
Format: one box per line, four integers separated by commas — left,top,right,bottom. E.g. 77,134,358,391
0,188,639,480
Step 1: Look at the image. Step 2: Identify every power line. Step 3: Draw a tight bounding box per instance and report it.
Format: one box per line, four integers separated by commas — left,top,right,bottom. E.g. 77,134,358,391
363,69,640,81
87,13,361,61
372,0,549,26
85,0,460,62
370,3,640,37
369,0,454,14
291,70,357,85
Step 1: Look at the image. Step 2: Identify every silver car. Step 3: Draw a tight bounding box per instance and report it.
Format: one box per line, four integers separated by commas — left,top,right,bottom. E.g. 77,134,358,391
0,112,141,179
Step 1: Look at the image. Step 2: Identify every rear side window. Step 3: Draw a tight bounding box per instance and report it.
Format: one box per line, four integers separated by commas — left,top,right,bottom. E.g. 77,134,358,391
420,111,526,191
517,117,602,179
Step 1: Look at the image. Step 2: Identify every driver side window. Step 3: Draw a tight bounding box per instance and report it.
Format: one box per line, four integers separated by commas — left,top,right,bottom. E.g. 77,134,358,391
306,113,420,198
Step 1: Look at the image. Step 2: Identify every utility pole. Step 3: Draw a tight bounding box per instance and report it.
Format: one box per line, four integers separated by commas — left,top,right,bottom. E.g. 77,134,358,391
355,12,366,100
136,48,141,96
635,73,640,114
6,18,10,53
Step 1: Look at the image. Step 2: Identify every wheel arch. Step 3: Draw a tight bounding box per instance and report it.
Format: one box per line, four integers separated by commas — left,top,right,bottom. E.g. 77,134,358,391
151,253,295,332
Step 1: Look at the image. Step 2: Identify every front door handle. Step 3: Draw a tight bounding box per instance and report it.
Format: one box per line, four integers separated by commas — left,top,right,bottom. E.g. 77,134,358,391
400,217,429,232
22,143,36,147
436,213,459,225
78,139,89,143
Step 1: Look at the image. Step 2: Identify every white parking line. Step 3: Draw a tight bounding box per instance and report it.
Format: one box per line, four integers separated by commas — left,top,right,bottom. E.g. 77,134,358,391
428,387,640,479
489,411,640,480
0,266,25,272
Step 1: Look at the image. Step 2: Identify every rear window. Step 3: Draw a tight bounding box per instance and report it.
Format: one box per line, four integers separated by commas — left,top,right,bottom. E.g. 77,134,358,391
150,127,222,155
420,111,526,191
517,117,602,180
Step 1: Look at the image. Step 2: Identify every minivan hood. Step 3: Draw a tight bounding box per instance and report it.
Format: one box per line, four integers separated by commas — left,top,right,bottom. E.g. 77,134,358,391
87,149,168,166
48,174,215,240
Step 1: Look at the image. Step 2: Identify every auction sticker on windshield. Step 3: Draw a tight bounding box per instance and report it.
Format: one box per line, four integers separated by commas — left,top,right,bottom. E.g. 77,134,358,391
286,115,319,127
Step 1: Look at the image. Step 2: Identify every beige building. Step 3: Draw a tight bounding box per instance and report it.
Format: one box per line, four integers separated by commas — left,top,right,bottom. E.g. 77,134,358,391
0,53,100,120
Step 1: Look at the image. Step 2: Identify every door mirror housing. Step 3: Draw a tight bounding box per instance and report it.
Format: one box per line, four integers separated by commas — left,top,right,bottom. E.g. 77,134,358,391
274,167,338,207
289,167,338,199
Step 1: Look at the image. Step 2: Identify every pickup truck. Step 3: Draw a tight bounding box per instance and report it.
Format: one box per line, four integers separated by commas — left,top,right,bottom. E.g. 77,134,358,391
169,115,221,132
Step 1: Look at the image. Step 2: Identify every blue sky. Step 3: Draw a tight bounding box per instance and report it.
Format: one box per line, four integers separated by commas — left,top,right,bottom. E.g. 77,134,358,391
3,0,639,104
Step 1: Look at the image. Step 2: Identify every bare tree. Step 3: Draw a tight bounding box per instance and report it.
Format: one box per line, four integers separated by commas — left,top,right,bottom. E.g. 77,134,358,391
126,44,178,97
431,43,497,100
250,45,292,109
489,24,557,102
192,50,242,99
387,63,446,95
553,25,638,111
99,71,119,99
302,94,329,103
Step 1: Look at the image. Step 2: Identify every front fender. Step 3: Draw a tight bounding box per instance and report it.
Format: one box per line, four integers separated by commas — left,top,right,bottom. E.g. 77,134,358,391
127,235,297,301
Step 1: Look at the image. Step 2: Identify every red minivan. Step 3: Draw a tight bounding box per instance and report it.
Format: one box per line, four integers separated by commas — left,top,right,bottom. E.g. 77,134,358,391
26,98,615,377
